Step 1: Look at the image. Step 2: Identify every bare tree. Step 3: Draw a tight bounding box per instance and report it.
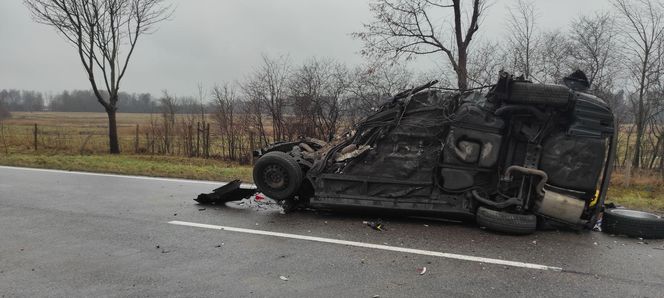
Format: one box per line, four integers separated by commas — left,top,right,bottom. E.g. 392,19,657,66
347,62,413,120
212,84,240,160
241,55,290,141
466,40,505,88
612,0,664,168
241,94,269,148
505,0,538,80
533,29,572,84
289,58,350,140
568,12,619,92
353,0,487,91
24,0,171,153
159,91,177,154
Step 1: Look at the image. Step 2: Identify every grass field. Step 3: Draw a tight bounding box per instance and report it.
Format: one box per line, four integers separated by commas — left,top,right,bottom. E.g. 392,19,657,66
1,112,162,154
0,111,250,159
0,153,252,182
1,112,663,212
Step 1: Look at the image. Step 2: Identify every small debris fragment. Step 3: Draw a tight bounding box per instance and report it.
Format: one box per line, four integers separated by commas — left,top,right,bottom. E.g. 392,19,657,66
198,208,206,211
373,295,380,298
592,219,602,232
255,193,265,201
653,246,664,250
593,242,598,246
532,240,537,245
279,275,289,281
418,267,427,275
173,213,177,216
363,221,383,231
155,245,160,249
423,224,429,227
161,249,170,254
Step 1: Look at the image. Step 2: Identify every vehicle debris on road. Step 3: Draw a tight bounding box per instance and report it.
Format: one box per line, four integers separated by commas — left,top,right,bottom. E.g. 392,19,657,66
363,221,384,231
418,267,427,275
194,180,256,205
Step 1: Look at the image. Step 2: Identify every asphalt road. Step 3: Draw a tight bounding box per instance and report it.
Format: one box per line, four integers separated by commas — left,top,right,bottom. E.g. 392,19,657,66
1,166,663,298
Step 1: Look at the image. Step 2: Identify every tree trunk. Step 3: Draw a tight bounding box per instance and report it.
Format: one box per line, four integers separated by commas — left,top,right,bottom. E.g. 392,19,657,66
107,109,120,154
633,121,643,168
456,51,469,91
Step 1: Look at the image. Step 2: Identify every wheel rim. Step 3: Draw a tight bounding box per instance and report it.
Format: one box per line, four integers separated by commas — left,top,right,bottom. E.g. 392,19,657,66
263,164,288,190
610,209,661,219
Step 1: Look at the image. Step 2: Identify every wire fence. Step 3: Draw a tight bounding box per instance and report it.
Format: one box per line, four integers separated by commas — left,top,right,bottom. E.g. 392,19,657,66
0,122,258,164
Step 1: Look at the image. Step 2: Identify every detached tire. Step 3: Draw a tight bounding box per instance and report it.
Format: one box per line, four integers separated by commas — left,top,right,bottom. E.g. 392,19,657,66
602,209,664,239
253,151,303,201
476,207,537,235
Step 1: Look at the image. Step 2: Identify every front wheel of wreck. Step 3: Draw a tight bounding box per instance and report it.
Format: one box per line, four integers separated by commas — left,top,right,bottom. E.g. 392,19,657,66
476,207,537,235
253,151,303,201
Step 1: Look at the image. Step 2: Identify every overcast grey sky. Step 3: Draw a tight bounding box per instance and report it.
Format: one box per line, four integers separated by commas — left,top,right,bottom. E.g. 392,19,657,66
0,0,611,96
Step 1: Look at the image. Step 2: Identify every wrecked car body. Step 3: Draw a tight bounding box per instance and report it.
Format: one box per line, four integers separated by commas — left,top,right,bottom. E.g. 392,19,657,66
250,72,616,235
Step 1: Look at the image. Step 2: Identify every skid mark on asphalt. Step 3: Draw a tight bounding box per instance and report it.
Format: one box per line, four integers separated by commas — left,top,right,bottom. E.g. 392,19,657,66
168,220,563,272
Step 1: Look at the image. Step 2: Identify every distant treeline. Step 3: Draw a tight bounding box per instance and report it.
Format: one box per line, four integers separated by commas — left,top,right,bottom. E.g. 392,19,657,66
0,89,174,113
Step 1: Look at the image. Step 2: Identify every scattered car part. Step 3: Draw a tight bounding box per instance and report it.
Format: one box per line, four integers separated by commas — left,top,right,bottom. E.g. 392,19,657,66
195,180,256,204
602,208,664,239
253,151,303,200
418,267,427,275
476,207,537,235
363,221,384,231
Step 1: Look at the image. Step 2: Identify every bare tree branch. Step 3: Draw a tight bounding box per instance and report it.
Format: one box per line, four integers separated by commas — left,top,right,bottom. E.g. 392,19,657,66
24,0,172,153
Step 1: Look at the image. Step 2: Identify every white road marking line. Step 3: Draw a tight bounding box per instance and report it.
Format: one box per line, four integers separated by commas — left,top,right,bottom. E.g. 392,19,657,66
168,220,563,272
0,165,256,188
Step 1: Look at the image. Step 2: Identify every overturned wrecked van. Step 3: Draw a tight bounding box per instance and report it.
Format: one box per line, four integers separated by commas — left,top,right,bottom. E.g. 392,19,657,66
249,72,660,236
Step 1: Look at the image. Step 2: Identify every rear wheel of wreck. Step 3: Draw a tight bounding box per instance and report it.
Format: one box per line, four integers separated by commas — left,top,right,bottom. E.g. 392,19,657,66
253,151,303,201
476,207,537,235
602,208,664,239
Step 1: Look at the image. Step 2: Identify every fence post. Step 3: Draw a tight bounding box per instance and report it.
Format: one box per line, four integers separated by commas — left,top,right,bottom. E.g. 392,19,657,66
188,124,193,157
33,123,38,151
196,122,200,157
249,131,255,165
205,123,210,158
134,124,139,154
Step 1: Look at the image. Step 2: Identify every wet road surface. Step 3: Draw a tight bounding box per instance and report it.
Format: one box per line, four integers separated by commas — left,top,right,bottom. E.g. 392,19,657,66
1,166,663,297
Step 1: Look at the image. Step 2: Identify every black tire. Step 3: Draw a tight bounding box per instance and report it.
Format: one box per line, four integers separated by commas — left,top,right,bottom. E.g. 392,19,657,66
508,82,570,107
602,208,664,239
476,207,537,235
253,151,303,201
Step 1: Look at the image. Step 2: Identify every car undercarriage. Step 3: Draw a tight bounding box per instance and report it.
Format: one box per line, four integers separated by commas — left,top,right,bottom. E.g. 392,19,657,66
251,72,617,235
